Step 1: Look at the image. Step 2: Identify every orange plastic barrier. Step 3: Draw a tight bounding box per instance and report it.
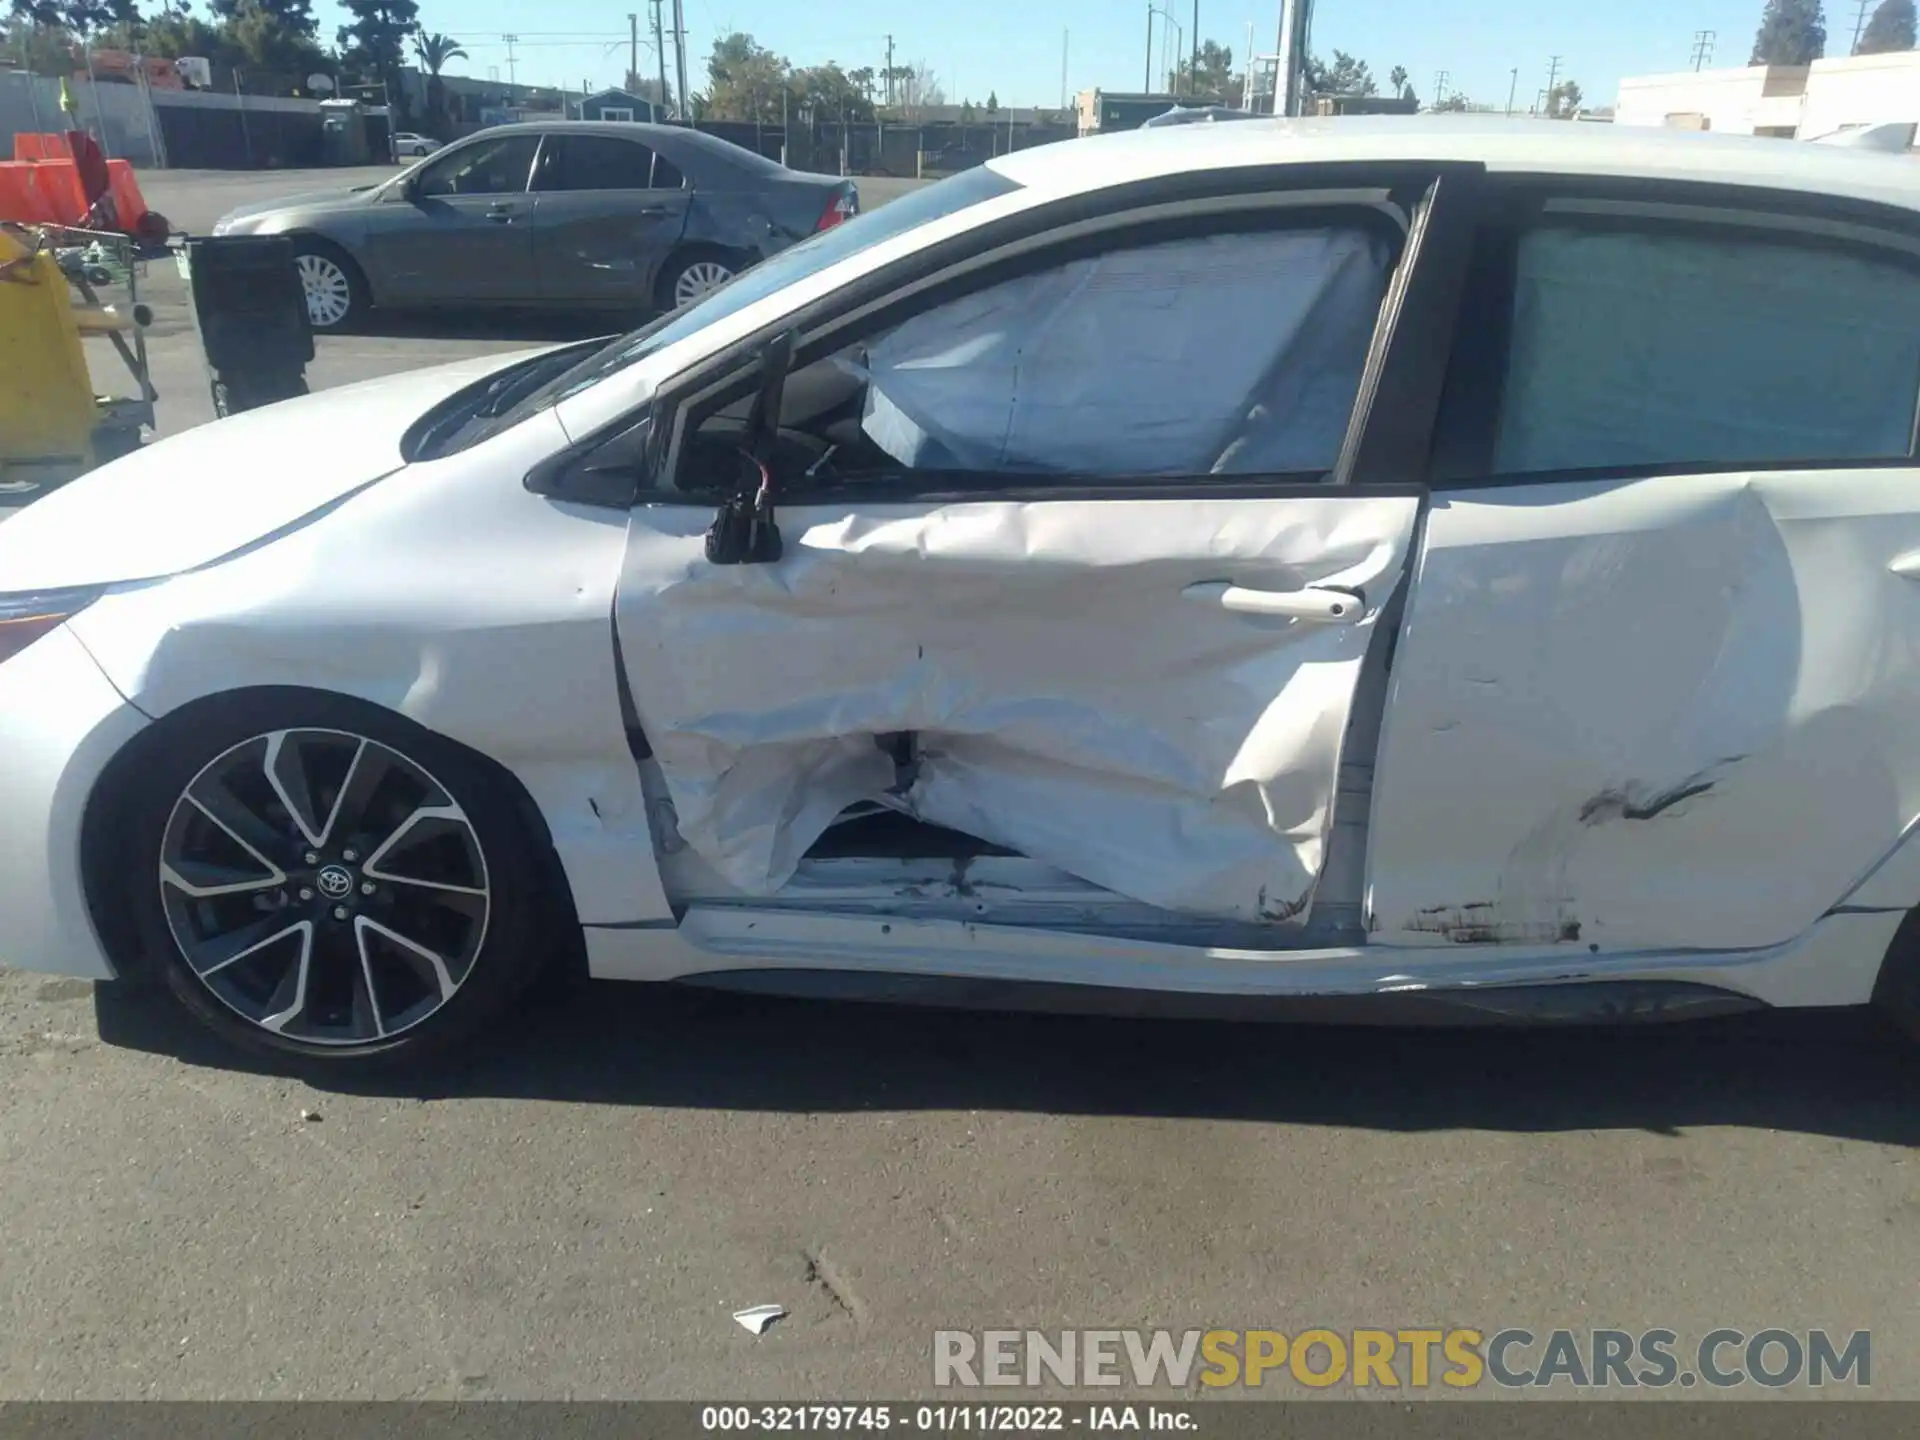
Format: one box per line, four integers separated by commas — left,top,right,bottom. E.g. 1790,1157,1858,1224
0,157,150,233
11,133,70,162
0,163,66,226
105,160,151,234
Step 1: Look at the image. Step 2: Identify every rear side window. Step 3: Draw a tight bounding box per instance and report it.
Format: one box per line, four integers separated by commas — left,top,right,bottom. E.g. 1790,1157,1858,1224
535,134,668,191
1492,220,1920,474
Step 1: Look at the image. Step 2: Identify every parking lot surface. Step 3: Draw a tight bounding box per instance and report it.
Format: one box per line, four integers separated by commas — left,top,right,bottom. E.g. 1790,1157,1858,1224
3,166,1919,1403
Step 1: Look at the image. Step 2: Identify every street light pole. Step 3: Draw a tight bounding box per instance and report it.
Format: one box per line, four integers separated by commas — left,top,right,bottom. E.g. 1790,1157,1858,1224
1145,4,1154,91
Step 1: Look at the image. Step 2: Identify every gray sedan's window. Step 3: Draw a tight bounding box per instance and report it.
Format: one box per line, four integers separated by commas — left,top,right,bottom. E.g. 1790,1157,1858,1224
415,134,541,197
482,163,1025,429
535,135,664,192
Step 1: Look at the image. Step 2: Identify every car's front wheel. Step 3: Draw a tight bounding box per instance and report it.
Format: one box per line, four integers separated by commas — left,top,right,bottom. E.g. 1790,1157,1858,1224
116,694,551,1067
291,241,367,332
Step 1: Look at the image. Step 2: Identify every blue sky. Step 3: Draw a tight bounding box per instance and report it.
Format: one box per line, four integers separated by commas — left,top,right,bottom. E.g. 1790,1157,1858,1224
324,0,1834,112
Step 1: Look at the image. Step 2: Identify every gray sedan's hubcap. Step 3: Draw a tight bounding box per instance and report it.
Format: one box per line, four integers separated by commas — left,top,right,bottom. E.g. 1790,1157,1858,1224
295,253,353,329
158,728,491,1045
673,260,734,308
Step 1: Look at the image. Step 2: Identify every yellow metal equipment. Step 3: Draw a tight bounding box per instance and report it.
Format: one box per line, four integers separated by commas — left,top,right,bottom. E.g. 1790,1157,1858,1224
0,223,155,496
0,225,98,481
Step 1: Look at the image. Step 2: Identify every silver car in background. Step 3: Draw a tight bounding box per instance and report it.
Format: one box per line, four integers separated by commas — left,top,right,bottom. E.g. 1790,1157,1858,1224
212,120,861,330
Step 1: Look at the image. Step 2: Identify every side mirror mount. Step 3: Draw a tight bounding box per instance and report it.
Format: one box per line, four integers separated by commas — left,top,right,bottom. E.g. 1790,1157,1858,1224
705,329,795,566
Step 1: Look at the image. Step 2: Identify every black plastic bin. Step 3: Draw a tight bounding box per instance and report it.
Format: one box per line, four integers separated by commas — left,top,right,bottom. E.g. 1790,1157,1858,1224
179,235,314,417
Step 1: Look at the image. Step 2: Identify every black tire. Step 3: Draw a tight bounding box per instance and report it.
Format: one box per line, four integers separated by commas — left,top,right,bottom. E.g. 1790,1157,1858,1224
116,691,551,1069
1872,907,1920,1044
290,238,369,333
655,248,741,312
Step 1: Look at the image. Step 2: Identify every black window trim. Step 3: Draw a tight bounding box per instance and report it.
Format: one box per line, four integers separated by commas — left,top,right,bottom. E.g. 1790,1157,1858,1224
1426,173,1920,492
583,161,1480,510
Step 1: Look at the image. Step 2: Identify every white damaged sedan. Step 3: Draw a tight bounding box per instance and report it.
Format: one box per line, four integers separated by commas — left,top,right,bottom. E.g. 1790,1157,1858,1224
10,116,1920,1067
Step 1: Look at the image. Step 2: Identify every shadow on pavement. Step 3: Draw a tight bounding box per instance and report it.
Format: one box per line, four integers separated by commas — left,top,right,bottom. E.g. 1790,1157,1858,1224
94,971,1920,1143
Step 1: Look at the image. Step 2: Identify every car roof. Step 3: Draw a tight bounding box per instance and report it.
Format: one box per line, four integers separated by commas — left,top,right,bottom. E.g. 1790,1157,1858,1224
473,119,785,171
988,115,1920,214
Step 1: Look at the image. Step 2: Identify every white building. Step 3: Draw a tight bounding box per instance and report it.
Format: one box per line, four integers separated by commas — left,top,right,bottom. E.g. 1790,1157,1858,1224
1615,51,1920,141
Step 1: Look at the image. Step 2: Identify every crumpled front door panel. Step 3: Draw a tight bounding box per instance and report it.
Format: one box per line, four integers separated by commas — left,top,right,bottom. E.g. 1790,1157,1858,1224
617,493,1420,924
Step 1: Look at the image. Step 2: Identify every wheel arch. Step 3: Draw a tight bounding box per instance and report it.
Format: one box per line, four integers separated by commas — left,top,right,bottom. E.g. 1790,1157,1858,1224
79,684,587,986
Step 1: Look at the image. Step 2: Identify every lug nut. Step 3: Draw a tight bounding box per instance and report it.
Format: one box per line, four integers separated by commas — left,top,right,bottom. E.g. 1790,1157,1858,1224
298,887,313,900
303,851,319,866
342,848,359,862
332,905,350,921
361,881,377,896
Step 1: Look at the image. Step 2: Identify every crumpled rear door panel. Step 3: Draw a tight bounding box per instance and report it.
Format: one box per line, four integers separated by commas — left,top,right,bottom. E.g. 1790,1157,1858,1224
617,491,1420,925
1367,468,1920,952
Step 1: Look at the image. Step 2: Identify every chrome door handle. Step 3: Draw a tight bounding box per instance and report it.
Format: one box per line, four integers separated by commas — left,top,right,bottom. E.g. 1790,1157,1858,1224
486,204,518,223
1182,581,1363,622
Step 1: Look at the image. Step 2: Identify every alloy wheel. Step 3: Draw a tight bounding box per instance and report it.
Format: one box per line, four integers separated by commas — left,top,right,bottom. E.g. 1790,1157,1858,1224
672,259,734,308
295,253,354,329
158,728,491,1045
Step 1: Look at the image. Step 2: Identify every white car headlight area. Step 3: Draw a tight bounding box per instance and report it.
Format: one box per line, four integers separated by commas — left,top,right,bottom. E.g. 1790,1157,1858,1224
0,617,150,981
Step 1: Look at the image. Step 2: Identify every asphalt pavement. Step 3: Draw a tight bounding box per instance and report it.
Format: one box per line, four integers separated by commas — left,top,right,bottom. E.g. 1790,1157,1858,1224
3,166,1920,1404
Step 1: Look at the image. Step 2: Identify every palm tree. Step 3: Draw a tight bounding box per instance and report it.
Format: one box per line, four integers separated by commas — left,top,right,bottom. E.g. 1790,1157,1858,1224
1388,64,1410,100
412,30,467,128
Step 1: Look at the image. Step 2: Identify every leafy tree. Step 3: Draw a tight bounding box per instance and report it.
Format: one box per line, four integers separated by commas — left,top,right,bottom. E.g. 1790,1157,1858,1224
985,88,997,113
790,61,874,121
1546,78,1582,116
0,16,79,75
335,0,417,104
1387,63,1416,101
1168,37,1234,98
1431,91,1471,111
846,63,874,101
412,29,463,122
1751,0,1827,63
891,58,942,113
9,0,141,38
702,30,788,122
959,97,975,122
1304,48,1377,96
1857,0,1916,51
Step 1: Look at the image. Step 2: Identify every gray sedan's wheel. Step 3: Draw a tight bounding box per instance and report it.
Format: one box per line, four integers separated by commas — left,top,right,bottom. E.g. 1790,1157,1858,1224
662,253,736,310
292,244,366,331
123,696,550,1066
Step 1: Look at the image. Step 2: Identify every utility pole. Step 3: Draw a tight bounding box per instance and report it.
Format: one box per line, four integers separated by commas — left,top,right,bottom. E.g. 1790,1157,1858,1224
503,33,518,89
1505,66,1518,114
1544,53,1561,115
1144,7,1154,91
885,34,895,108
1190,0,1198,97
1061,29,1068,110
652,0,670,113
628,12,638,88
1690,29,1716,69
1273,0,1311,116
1433,68,1449,105
670,0,688,125
1852,0,1872,50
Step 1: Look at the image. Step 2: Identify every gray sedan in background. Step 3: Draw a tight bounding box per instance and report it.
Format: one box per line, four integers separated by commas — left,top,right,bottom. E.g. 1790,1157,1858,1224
212,121,862,331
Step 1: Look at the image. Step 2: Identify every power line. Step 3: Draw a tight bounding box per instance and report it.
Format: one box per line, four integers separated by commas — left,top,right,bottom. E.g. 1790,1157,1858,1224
1852,0,1874,50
